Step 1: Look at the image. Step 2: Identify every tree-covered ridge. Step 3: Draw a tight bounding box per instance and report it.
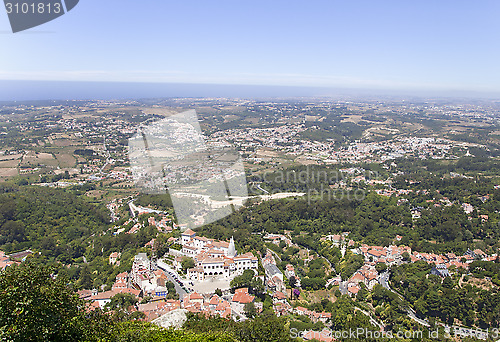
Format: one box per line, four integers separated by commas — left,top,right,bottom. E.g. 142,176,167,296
390,260,500,329
198,187,499,256
0,185,109,255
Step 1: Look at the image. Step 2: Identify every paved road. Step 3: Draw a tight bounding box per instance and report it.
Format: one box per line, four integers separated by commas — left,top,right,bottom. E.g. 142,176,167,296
267,248,282,263
379,271,390,289
379,271,430,327
354,307,384,330
157,260,187,299
255,183,269,194
339,280,348,295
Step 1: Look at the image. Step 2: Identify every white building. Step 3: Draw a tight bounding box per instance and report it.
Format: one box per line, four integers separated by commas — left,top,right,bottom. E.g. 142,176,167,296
181,231,258,281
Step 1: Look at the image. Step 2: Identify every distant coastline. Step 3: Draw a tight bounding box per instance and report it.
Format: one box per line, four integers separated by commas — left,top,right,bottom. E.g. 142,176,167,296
1,80,499,102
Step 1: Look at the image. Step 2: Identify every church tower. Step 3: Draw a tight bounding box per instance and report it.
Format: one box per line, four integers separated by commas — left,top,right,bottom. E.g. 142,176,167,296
228,236,236,258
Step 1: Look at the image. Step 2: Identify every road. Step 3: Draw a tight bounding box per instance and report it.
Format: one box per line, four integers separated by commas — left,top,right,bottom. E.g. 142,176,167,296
255,183,269,194
354,307,385,331
266,248,282,263
339,280,348,295
379,272,390,290
379,271,430,327
157,260,187,299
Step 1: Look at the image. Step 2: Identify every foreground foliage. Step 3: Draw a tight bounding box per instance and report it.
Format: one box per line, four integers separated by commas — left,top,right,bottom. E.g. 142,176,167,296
0,262,111,342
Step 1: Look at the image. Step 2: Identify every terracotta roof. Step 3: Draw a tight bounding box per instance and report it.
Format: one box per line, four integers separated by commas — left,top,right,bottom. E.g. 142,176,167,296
185,292,203,301
182,229,196,236
348,286,360,294
274,291,286,300
232,288,255,304
209,295,220,305
91,289,138,301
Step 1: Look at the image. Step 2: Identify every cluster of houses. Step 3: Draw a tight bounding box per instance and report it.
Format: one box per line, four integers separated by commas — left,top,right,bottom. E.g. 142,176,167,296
322,234,355,247
130,253,170,296
264,233,293,247
294,306,332,324
346,265,379,295
357,244,412,265
0,250,16,270
79,286,141,311
409,248,496,271
182,288,259,319
262,252,286,293
79,271,261,322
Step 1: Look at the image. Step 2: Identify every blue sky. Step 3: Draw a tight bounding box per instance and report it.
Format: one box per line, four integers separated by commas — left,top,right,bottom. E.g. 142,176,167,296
1,0,500,94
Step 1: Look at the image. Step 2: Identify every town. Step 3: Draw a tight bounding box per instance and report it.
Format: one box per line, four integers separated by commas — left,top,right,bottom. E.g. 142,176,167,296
1,98,499,341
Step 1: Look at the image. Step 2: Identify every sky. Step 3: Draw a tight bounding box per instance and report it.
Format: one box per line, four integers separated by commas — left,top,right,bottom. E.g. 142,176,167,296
1,0,500,97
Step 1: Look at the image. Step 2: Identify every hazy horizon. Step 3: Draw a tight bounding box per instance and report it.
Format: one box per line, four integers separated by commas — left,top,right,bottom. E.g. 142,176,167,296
1,80,500,103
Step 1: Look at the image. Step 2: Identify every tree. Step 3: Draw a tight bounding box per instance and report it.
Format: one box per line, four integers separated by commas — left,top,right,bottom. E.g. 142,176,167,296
215,288,223,296
357,284,368,301
78,264,93,289
0,262,112,342
442,276,454,289
236,313,292,342
181,257,195,272
375,262,388,273
107,293,138,312
244,302,257,319
289,276,297,288
230,270,263,295
112,320,236,342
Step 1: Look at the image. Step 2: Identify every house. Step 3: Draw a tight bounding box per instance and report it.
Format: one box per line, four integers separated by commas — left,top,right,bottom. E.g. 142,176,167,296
311,311,332,324
264,264,283,282
264,263,285,292
131,253,151,289
138,299,181,321
430,264,450,278
273,291,287,303
324,234,343,246
112,272,129,290
184,292,204,305
273,302,292,317
231,288,255,312
7,249,33,261
462,203,474,214
109,252,121,265
474,249,487,259
367,248,386,261
88,288,141,309
181,229,196,245
233,252,258,275
348,285,360,296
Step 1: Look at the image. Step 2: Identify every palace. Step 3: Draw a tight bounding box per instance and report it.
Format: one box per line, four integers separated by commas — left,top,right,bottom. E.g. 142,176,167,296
180,229,258,281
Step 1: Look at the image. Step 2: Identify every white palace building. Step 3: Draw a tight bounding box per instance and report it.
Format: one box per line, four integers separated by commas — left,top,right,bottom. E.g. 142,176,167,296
180,229,258,281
